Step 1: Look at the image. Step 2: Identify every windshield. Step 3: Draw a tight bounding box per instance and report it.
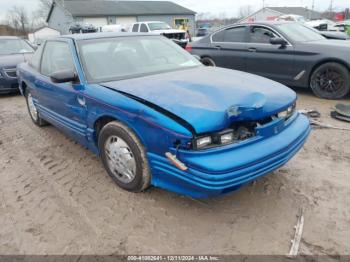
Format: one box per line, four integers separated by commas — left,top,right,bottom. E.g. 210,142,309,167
78,36,201,83
0,39,34,55
148,22,171,31
276,23,325,42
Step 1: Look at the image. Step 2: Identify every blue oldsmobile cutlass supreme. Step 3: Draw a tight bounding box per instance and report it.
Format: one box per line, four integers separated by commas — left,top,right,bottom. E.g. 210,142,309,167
17,33,310,198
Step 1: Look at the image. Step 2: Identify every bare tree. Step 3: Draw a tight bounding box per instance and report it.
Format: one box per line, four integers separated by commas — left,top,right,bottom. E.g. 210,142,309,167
6,6,29,34
37,0,54,20
238,5,254,18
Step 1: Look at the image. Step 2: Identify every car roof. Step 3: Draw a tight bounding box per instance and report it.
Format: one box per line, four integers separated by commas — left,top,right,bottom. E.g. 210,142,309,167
134,21,165,24
58,32,158,41
0,36,21,40
237,21,295,26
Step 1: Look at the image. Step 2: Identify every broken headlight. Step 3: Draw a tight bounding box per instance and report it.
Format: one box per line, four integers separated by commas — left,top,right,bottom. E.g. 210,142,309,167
195,136,212,149
277,103,296,119
193,128,254,150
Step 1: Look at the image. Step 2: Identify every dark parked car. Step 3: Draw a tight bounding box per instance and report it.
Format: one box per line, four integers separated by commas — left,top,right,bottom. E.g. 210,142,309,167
196,28,210,37
0,36,34,94
188,21,350,99
17,33,309,198
69,23,98,34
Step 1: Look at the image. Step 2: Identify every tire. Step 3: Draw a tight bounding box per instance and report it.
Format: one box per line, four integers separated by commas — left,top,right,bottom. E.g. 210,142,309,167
200,57,216,67
25,89,47,127
98,121,151,192
310,62,350,99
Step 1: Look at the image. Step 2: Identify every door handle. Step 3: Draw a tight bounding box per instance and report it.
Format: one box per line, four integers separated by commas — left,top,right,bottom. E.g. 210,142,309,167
77,95,86,107
248,47,257,52
213,45,222,50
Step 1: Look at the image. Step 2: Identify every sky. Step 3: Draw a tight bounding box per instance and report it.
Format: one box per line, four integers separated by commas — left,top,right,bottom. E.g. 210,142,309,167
0,0,349,21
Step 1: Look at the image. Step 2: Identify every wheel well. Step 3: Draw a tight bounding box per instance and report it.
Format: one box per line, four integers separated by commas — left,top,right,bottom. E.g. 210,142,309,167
200,56,216,66
21,81,27,94
309,59,350,84
94,116,117,145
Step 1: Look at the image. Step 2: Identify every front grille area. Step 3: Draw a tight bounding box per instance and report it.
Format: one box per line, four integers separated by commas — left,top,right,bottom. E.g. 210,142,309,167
163,33,186,40
4,69,17,78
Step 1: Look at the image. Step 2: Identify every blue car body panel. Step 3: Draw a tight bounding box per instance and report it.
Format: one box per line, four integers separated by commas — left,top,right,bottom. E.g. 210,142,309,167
17,35,310,198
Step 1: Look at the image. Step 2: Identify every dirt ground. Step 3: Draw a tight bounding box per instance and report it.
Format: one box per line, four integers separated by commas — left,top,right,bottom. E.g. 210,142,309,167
0,89,349,256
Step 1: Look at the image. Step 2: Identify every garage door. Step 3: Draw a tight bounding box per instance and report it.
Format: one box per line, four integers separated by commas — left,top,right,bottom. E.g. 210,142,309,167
116,16,137,26
83,17,108,28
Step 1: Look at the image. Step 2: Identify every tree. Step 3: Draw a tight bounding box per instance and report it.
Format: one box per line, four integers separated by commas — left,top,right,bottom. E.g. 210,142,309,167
238,5,254,18
6,6,29,34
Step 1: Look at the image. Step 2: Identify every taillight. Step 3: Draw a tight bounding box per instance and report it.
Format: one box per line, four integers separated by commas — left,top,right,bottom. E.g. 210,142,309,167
185,44,192,52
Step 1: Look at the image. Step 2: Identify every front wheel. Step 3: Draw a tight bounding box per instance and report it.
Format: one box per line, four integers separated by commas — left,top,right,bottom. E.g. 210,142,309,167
310,62,350,99
200,57,216,67
98,121,151,192
25,90,47,127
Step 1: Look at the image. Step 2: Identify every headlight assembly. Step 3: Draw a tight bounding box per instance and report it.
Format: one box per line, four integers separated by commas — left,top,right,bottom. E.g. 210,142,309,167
195,136,212,149
193,128,254,150
219,132,234,144
278,102,296,119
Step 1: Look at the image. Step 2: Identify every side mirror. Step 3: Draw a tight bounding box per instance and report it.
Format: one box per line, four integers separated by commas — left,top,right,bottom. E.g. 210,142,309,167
50,70,78,83
270,37,288,46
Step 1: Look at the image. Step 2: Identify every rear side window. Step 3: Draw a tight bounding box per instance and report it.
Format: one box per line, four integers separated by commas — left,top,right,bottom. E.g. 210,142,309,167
223,27,246,42
29,44,44,71
212,27,246,43
132,24,139,32
140,24,148,32
40,41,75,77
212,30,225,42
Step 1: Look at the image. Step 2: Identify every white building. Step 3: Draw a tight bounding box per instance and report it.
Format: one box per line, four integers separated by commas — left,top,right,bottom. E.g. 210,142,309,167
28,26,60,45
239,7,322,23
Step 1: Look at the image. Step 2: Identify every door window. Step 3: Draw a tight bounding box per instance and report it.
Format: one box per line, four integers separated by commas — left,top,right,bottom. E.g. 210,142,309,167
212,27,246,43
29,44,44,71
140,24,148,32
249,26,279,44
132,24,139,32
223,27,246,42
40,41,75,77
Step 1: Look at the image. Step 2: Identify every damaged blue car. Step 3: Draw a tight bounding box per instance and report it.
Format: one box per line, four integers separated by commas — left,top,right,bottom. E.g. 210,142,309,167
17,33,310,198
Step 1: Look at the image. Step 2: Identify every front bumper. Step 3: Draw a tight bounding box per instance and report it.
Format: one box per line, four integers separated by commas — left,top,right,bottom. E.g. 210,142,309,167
148,113,310,198
172,39,189,48
0,78,19,94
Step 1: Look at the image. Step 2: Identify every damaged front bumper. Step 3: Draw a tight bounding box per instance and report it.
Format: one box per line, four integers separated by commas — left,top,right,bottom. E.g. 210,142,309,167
148,113,310,198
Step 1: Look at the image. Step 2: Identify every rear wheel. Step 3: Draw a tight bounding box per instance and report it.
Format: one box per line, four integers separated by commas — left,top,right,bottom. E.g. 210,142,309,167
25,89,47,127
98,121,151,192
200,57,216,67
310,62,350,99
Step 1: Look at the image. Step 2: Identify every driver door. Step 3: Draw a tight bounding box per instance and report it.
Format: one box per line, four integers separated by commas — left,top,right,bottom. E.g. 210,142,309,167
245,25,296,85
34,40,87,144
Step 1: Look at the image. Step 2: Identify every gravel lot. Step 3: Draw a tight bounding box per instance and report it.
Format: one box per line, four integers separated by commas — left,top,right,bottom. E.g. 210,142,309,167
0,90,349,256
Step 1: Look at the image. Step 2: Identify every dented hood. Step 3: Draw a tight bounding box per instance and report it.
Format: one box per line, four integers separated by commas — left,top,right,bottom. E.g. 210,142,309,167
102,67,296,134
